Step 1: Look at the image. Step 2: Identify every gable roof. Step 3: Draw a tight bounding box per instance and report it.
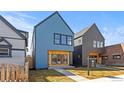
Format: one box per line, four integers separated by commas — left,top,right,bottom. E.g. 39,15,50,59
74,23,105,39
34,11,74,34
0,15,27,40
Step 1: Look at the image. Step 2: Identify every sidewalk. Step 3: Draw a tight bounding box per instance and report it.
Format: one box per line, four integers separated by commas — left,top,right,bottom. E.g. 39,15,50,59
91,74,124,82
54,68,88,82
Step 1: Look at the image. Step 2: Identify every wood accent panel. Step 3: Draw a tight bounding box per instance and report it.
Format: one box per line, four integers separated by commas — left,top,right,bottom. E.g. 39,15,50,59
48,50,69,54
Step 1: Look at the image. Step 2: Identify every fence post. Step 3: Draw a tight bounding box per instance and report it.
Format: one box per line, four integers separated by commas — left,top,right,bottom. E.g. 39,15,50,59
11,64,15,82
16,65,20,82
6,64,10,82
24,62,29,82
20,67,24,82
1,64,5,82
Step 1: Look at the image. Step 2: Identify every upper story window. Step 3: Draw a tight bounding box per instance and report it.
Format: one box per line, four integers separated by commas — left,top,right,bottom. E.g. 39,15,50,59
54,33,72,46
61,35,67,45
93,40,97,48
54,34,61,44
100,41,104,48
97,41,100,48
67,36,72,45
0,47,11,57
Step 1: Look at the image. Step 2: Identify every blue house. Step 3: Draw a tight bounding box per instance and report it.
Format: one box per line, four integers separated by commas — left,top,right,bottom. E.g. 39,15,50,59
32,12,74,69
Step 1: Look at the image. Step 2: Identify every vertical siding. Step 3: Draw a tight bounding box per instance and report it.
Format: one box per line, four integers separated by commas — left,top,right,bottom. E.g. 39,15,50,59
35,13,74,69
82,25,105,66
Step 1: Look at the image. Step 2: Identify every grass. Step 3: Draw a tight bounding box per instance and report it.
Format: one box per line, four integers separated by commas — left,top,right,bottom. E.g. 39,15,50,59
29,69,75,82
66,67,124,79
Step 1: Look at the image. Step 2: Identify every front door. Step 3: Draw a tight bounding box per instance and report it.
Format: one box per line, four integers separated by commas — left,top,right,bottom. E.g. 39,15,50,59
89,52,100,64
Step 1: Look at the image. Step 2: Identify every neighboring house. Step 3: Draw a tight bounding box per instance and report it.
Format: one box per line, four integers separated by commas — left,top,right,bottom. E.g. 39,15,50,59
102,43,124,66
32,12,74,69
74,23,105,66
0,15,28,66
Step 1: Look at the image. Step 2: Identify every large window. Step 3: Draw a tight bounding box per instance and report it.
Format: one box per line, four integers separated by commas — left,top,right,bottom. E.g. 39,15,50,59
51,54,68,65
54,33,72,46
0,48,10,57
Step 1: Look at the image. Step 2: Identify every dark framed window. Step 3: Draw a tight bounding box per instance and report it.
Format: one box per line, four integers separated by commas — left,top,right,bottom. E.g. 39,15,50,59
102,56,108,60
54,34,61,44
113,55,121,59
61,35,67,45
54,33,72,46
67,36,72,45
0,47,11,57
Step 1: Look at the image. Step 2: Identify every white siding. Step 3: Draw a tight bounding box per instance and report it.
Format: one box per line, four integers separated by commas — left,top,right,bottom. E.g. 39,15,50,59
0,50,25,66
74,37,82,46
0,20,22,39
6,38,25,49
0,40,8,45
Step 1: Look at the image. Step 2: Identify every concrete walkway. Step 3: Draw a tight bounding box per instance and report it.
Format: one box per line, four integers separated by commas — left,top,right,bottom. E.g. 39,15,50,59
91,74,124,82
54,68,88,82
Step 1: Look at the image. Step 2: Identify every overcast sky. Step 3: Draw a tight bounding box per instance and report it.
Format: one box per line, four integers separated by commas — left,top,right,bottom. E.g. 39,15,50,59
0,11,124,55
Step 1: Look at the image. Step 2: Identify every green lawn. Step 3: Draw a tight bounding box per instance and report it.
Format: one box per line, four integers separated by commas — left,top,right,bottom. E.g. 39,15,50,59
29,69,75,82
66,67,124,79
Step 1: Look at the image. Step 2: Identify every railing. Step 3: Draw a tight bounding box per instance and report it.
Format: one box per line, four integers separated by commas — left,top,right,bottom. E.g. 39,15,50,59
0,62,29,82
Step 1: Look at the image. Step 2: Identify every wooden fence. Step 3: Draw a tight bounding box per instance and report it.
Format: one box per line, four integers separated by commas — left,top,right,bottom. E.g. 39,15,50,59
0,62,29,82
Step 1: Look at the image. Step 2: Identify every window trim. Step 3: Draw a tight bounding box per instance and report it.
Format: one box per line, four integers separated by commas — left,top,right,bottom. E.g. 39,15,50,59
54,33,73,46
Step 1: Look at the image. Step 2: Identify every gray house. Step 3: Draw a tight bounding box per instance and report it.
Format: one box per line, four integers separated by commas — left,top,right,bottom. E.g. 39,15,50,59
32,12,74,69
0,15,28,66
73,23,105,66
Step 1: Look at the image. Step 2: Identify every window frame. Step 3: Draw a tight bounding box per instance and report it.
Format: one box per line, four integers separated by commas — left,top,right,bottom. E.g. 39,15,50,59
102,56,108,60
0,45,12,58
54,33,61,45
113,55,121,59
67,36,72,46
54,33,73,46
93,40,97,48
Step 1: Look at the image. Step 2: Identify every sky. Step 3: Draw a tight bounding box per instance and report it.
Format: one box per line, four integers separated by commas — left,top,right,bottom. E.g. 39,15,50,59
0,11,124,55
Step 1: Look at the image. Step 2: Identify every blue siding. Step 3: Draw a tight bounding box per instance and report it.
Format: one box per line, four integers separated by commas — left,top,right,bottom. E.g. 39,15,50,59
35,13,74,69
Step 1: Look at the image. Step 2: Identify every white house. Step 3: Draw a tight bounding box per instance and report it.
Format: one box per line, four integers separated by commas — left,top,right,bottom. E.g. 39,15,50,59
0,15,28,66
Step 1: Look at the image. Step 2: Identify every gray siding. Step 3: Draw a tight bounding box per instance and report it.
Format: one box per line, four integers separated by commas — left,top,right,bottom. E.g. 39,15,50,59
82,24,105,65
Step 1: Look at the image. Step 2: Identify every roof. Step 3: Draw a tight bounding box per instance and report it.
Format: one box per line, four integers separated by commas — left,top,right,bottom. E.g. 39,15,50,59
0,15,28,40
74,23,105,39
34,11,74,34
